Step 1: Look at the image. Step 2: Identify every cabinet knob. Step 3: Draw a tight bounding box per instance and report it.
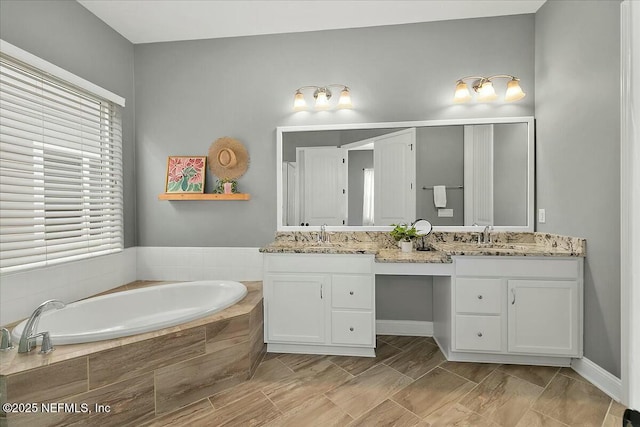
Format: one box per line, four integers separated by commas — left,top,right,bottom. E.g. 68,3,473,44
477,295,483,300
477,332,483,337
349,291,354,295
349,327,354,332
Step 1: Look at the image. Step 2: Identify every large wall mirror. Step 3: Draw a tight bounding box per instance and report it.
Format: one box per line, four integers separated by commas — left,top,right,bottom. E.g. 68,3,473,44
276,117,534,231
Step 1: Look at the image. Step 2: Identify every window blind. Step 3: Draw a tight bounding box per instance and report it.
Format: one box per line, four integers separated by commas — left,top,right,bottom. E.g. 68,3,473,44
0,53,123,273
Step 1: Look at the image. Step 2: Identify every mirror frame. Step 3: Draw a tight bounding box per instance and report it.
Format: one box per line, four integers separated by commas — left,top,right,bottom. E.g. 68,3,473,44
276,116,534,232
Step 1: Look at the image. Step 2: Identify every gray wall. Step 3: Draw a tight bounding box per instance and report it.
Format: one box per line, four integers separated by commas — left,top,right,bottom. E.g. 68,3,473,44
134,14,535,247
416,126,465,225
283,131,342,162
535,0,621,376
347,150,373,226
0,0,137,248
376,276,433,321
494,123,528,226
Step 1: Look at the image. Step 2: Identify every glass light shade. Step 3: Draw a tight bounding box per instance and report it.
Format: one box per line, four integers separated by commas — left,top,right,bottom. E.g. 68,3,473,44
338,88,352,109
505,79,526,102
477,81,498,102
314,89,330,110
293,91,307,111
453,81,472,103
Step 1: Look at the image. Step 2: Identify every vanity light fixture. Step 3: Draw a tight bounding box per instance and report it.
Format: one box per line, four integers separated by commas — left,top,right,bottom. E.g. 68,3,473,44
293,84,352,111
454,75,526,103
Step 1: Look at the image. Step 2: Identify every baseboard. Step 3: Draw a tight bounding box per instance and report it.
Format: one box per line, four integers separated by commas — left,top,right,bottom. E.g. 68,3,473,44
376,320,433,336
571,357,622,401
267,343,375,358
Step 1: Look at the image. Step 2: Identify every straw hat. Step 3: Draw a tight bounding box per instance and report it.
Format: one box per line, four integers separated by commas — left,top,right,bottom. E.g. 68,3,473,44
208,137,249,179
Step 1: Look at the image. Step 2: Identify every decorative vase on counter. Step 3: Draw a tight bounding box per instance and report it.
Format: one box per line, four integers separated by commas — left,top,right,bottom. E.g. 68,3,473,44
401,241,413,253
223,182,233,194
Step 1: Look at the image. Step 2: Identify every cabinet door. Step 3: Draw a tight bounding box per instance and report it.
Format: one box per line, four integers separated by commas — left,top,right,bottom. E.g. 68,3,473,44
508,280,579,356
265,274,327,344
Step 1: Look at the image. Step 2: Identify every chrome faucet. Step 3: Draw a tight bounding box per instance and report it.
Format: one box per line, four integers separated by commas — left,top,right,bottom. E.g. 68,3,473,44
482,225,493,244
18,299,65,354
317,224,329,243
0,327,13,351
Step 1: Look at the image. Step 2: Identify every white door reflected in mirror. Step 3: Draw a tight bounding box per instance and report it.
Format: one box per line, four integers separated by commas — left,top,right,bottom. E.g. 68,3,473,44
277,117,534,231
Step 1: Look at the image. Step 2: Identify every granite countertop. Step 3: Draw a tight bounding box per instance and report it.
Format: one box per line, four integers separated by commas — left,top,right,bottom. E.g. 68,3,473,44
260,231,586,263
260,241,378,255
375,248,451,263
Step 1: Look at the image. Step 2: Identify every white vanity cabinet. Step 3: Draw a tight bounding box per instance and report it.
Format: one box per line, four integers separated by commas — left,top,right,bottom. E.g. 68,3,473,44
436,256,584,365
265,274,327,344
507,279,579,356
263,253,376,357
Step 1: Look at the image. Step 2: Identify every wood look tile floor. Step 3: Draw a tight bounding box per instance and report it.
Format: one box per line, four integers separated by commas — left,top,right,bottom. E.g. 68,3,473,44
156,336,625,427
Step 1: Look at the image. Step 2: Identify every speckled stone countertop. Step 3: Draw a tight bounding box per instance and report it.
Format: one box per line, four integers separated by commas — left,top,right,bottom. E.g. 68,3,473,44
260,231,586,263
375,249,451,263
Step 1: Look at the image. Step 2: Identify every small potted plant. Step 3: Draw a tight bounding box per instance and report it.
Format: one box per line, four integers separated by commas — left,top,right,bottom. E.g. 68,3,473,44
390,223,418,253
214,178,238,194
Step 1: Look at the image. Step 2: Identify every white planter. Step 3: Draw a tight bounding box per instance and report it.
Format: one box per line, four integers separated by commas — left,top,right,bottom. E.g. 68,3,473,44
401,241,413,253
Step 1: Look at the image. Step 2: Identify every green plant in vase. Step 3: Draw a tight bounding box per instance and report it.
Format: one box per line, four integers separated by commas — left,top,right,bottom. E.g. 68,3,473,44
214,178,238,194
390,223,418,253
390,223,418,242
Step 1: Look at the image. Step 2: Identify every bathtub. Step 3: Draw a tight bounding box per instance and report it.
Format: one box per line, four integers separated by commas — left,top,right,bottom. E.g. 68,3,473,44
11,280,248,345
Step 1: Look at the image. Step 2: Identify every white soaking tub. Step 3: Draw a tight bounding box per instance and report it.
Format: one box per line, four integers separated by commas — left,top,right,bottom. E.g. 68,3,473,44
11,280,248,345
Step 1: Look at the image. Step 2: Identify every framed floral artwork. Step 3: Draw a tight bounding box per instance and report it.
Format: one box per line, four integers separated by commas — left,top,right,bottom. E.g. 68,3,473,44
165,156,206,193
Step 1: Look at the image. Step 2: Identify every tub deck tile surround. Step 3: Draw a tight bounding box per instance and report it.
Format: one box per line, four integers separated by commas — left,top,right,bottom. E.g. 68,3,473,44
1,357,88,405
3,374,156,427
0,281,264,427
155,340,251,415
89,327,206,389
0,281,262,376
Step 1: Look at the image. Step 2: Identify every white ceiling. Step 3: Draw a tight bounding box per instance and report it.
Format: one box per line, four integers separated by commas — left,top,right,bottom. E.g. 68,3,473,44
77,0,546,44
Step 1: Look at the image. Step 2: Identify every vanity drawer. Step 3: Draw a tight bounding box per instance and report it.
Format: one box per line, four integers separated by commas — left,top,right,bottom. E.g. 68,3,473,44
455,315,502,352
332,274,373,309
455,278,502,314
331,311,374,346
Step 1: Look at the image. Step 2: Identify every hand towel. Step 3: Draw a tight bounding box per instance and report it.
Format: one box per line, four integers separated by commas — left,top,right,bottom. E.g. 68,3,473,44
433,185,447,208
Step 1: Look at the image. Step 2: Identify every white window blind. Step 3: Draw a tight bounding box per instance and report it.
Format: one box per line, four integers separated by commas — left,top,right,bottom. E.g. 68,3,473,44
0,52,123,273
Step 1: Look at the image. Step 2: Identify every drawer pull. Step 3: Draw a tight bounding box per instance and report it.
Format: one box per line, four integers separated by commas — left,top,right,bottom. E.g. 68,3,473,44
477,332,483,337
477,295,483,300
511,288,516,305
349,291,354,295
349,327,354,332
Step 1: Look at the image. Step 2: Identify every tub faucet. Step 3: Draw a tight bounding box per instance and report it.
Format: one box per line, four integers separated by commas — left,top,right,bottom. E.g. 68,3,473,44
18,299,65,354
0,328,13,351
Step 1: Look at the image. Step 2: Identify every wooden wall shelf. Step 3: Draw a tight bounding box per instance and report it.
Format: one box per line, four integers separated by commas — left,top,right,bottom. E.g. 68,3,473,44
158,193,251,201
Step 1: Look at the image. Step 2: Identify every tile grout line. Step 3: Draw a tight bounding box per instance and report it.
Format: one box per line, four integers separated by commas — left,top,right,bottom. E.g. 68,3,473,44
529,369,576,427
327,359,357,379
259,389,284,418
600,398,615,427
436,362,495,385
387,395,428,421
493,366,553,391
530,408,571,427
380,361,423,383
387,364,484,424
455,366,554,427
